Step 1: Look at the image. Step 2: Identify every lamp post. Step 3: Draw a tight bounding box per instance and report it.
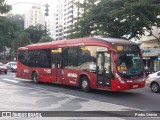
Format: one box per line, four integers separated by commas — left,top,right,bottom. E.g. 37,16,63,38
12,2,49,38
11,2,45,6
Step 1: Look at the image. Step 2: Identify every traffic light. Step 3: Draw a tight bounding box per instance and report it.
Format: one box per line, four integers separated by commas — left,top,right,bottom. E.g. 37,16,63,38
45,4,49,16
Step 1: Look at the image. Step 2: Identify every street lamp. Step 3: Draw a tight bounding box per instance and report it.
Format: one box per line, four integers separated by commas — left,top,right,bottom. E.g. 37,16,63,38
11,2,49,37
45,4,49,16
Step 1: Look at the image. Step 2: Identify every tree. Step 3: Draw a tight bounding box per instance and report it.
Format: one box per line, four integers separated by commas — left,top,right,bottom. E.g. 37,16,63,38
7,14,24,30
24,24,47,43
67,0,99,38
68,0,160,40
38,35,53,43
0,0,12,14
0,16,19,50
74,0,99,14
11,31,31,54
0,0,14,60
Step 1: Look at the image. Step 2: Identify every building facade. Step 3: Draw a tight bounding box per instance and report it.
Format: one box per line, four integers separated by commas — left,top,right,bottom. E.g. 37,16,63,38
24,6,45,29
47,13,57,40
140,26,160,72
54,0,101,40
55,0,83,40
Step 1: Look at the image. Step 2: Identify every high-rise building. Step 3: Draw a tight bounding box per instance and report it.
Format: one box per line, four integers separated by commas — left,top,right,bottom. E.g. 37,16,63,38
47,13,57,40
24,6,45,29
54,0,100,40
55,0,83,40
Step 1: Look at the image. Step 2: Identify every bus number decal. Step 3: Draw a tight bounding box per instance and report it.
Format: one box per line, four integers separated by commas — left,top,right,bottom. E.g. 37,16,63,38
67,73,77,78
117,66,127,71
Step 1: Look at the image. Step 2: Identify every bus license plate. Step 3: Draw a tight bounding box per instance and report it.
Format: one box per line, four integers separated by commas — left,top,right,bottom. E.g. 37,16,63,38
133,85,138,88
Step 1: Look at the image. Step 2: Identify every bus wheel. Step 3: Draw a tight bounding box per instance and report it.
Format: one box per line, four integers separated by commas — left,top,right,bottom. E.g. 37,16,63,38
32,72,39,84
80,76,90,92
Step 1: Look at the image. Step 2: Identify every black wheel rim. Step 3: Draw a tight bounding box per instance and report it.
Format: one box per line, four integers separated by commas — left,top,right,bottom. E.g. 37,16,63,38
151,83,159,92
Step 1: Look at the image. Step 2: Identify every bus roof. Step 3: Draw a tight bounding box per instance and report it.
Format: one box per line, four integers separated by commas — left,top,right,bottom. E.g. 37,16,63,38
92,37,137,45
18,37,137,50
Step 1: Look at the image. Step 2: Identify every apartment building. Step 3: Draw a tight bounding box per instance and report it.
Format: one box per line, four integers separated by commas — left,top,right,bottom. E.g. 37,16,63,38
140,27,160,72
54,0,101,40
24,6,45,29
47,13,57,39
55,0,84,40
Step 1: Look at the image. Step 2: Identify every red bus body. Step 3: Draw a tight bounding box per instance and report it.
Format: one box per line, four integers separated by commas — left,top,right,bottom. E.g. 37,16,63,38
17,37,145,91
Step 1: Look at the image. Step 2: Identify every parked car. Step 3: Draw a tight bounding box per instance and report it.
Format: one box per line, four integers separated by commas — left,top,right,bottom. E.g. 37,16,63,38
5,62,17,72
146,71,160,93
0,62,7,74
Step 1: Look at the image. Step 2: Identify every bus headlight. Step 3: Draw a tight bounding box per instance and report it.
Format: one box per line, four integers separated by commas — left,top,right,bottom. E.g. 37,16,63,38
115,73,125,84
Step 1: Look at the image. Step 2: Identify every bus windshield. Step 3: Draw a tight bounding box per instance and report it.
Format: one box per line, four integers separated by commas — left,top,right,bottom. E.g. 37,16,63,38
117,53,143,77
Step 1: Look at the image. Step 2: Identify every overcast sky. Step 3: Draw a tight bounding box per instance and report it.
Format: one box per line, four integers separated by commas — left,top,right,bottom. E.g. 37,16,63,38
6,0,58,14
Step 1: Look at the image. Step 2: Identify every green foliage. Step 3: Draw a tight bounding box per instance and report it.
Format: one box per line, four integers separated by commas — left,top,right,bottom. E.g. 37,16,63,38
68,0,99,38
0,16,19,52
68,0,160,40
12,31,31,53
24,24,47,43
11,31,31,54
7,14,24,30
38,35,53,43
0,0,12,14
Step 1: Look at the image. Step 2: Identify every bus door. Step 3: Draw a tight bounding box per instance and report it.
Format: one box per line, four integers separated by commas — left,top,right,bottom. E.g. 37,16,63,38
51,49,63,83
96,52,111,86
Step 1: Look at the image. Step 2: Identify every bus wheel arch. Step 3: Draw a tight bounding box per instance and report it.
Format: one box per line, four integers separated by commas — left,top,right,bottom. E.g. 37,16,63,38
32,71,39,84
79,75,90,92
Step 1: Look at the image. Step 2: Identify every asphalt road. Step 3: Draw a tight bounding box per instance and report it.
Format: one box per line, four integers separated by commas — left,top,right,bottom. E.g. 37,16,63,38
0,72,160,119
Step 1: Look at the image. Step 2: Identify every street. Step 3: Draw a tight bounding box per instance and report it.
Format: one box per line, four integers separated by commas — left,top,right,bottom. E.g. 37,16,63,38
0,71,159,119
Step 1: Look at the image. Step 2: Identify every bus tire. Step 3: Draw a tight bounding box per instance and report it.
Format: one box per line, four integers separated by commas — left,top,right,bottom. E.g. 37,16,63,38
80,76,90,92
32,72,39,84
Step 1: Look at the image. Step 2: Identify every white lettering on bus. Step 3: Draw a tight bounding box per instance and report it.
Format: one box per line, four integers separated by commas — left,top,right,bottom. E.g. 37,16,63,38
44,69,51,73
24,69,29,73
67,73,77,78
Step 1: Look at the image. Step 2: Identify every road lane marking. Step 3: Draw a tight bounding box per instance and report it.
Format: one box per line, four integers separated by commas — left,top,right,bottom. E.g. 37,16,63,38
0,76,16,78
2,79,19,83
13,77,32,82
0,78,146,111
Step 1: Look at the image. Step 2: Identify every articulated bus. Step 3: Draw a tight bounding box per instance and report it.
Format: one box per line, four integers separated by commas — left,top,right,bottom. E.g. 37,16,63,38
17,37,145,92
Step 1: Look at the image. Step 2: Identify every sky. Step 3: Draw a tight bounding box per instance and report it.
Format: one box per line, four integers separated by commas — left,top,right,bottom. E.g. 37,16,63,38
5,0,58,14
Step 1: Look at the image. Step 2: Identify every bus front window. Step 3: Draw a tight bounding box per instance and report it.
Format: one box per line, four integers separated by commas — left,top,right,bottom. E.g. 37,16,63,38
117,53,143,77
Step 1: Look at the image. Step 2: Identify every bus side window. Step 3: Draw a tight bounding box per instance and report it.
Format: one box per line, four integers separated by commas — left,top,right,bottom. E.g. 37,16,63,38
63,47,78,69
52,52,62,69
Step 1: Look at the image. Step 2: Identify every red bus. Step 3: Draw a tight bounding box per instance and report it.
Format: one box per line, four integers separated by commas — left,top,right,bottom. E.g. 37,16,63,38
17,37,145,92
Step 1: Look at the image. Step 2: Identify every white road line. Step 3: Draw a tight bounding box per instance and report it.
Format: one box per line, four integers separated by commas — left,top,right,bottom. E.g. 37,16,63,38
0,76,16,78
13,77,31,82
2,78,19,83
